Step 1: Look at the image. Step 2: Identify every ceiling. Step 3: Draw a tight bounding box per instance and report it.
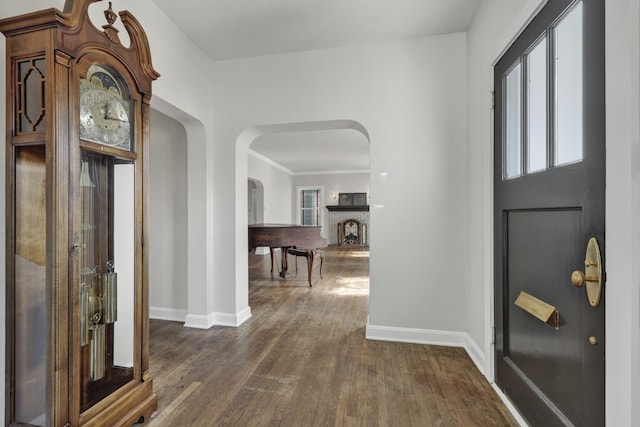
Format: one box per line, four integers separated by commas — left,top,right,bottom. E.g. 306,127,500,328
251,129,370,174
150,0,481,61
150,0,482,174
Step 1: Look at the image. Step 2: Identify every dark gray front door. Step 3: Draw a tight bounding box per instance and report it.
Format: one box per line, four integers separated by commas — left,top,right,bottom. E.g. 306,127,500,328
493,0,605,425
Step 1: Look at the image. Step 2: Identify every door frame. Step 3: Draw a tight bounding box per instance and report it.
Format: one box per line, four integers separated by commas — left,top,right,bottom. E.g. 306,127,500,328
483,0,640,425
485,0,550,385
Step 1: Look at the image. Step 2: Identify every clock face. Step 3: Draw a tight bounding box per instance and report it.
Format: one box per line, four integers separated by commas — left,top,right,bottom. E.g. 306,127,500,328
80,65,132,150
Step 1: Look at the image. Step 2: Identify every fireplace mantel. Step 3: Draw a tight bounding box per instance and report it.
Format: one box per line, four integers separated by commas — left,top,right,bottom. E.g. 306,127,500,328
326,205,369,212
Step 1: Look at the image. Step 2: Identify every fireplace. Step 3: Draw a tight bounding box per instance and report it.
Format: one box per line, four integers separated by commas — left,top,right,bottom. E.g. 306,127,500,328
326,205,369,246
338,219,366,245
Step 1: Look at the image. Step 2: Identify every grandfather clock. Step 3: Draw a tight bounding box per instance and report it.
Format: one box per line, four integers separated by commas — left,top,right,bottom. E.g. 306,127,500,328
1,0,159,425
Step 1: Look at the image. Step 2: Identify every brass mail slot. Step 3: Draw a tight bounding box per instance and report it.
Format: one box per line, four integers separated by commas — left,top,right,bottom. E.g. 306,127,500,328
514,291,559,329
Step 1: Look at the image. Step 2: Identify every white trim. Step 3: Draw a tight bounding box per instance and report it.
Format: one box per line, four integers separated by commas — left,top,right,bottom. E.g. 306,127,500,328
489,0,549,68
183,313,214,329
604,0,640,424
183,306,252,329
484,61,497,383
294,169,369,176
483,0,549,384
149,306,188,323
491,383,529,427
366,323,468,347
248,148,369,176
255,246,270,255
464,334,486,375
248,149,293,175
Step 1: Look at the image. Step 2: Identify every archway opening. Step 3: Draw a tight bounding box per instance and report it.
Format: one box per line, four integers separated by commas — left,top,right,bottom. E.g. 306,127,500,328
237,120,371,313
149,96,209,327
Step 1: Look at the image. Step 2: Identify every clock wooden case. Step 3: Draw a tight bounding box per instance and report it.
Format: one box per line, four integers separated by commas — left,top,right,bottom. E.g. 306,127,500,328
1,0,159,425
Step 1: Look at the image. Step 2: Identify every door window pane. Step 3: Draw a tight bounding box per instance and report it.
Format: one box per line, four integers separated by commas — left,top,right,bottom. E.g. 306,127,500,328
553,2,583,166
526,36,547,173
504,62,522,179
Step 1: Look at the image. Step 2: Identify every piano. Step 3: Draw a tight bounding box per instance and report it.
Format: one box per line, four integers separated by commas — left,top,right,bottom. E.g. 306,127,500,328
248,223,328,286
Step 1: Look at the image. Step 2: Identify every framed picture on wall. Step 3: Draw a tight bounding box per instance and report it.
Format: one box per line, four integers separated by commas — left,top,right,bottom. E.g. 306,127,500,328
353,193,367,206
338,193,353,206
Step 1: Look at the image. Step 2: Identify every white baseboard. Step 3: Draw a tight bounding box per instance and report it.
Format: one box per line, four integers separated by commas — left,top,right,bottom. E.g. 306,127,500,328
149,306,187,323
491,383,528,427
464,334,486,375
255,246,270,255
366,323,474,355
183,306,252,329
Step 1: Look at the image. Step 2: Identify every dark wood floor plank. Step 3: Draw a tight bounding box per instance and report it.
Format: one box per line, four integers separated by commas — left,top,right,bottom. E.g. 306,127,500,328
144,246,518,426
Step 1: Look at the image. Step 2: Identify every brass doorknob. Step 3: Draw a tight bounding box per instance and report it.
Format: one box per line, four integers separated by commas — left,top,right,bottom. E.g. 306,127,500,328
571,269,599,287
571,270,585,287
589,336,599,345
571,237,603,307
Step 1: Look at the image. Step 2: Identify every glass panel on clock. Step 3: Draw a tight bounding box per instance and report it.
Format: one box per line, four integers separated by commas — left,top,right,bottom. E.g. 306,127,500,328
14,145,47,426
79,150,135,411
80,64,133,151
17,57,46,133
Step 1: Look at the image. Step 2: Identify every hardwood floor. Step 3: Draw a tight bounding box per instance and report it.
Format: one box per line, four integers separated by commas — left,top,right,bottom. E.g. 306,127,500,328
145,246,518,426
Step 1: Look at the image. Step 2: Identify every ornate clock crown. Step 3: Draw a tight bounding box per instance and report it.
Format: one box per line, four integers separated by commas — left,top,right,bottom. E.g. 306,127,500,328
102,2,120,44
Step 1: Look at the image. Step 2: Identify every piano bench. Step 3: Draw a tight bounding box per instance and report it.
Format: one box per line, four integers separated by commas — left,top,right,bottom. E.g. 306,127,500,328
287,248,324,286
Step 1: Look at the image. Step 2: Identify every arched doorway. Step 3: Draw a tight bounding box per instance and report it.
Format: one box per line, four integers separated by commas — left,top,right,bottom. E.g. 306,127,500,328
235,119,371,311
149,96,210,327
247,178,264,225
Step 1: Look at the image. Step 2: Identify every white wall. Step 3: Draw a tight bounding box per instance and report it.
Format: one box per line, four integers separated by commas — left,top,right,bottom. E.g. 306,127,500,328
210,33,470,338
117,0,218,328
0,5,473,408
116,0,219,329
113,163,135,367
604,0,640,424
248,153,294,224
149,109,188,321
